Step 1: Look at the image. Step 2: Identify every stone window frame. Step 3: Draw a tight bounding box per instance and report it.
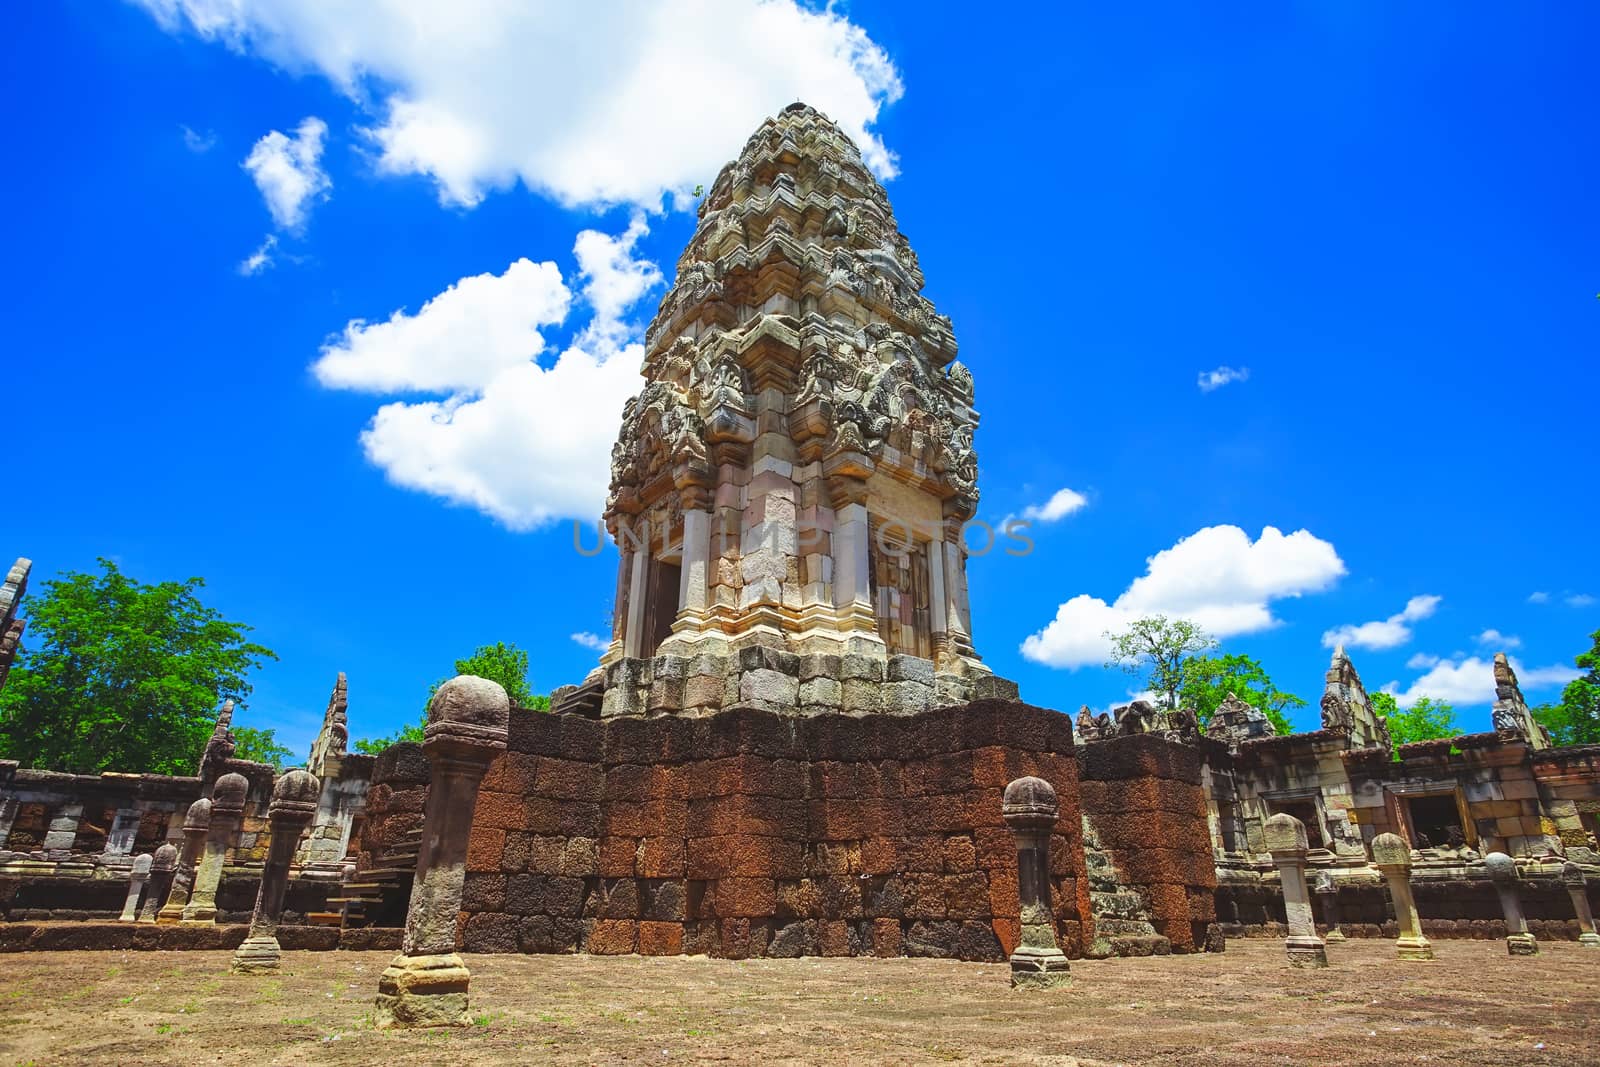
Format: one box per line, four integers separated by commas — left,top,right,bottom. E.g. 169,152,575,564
1383,782,1477,850
1260,789,1333,850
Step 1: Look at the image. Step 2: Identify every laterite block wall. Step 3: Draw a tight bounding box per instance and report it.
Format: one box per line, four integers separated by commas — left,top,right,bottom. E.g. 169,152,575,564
457,700,1093,960
1077,734,1218,952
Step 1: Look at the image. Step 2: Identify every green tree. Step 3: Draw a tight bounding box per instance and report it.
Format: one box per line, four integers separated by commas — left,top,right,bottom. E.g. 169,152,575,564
1370,691,1459,747
354,642,548,754
1179,653,1304,735
232,725,296,769
1105,615,1218,710
0,559,276,775
1531,628,1600,747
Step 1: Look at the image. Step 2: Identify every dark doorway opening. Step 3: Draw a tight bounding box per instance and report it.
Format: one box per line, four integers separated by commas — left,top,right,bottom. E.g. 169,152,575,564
1269,800,1325,848
642,559,681,659
1405,793,1465,849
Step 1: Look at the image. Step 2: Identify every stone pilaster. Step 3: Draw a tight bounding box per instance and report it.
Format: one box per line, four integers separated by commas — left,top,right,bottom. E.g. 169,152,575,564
1559,861,1599,948
118,853,153,922
1265,812,1327,967
157,798,211,925
182,773,247,924
1484,851,1538,955
139,843,178,923
1001,776,1070,988
1372,832,1433,960
233,769,320,974
375,676,509,1028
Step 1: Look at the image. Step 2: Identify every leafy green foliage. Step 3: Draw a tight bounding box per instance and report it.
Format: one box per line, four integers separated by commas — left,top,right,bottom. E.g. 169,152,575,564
1104,615,1217,710
1178,653,1304,735
1372,692,1459,747
1531,628,1600,746
0,559,276,775
231,725,296,769
354,641,548,754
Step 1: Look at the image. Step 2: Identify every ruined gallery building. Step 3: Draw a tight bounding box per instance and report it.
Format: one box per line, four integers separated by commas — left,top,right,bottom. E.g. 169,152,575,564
2,105,1596,958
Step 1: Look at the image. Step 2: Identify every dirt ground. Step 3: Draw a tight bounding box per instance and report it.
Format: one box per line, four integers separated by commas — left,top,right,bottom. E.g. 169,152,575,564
0,939,1595,1066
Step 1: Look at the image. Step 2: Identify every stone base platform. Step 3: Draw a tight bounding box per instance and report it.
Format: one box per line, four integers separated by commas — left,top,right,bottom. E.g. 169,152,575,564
0,921,402,952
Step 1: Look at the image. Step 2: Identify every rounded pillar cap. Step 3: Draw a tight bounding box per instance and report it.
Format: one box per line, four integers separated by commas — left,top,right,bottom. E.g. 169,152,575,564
211,772,250,817
1001,776,1059,827
1264,812,1309,854
1370,831,1412,870
183,797,213,831
425,675,511,752
1483,851,1518,884
152,842,179,870
130,853,154,875
1559,860,1586,889
269,767,322,820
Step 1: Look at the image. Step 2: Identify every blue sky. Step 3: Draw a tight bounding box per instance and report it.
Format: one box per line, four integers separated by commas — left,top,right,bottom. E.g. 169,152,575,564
7,3,1597,757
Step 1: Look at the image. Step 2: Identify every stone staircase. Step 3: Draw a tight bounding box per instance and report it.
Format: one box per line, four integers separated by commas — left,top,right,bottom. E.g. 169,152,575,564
308,825,421,929
1082,817,1171,957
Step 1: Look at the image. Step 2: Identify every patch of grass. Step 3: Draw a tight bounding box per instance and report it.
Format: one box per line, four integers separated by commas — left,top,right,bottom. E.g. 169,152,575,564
536,1011,571,1025
282,1017,316,1026
471,1010,506,1028
154,1023,176,1036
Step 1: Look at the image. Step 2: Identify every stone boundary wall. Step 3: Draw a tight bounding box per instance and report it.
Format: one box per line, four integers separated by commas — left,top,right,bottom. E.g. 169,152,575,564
459,700,1092,961
1077,734,1218,953
0,921,401,953
354,742,430,876
0,869,334,923
1217,874,1600,941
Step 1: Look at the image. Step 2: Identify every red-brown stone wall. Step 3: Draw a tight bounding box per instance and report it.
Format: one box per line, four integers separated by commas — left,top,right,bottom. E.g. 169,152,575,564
1077,734,1218,953
459,700,1092,960
354,742,429,877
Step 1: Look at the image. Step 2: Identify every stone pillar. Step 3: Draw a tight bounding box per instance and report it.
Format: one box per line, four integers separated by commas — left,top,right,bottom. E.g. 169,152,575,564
623,538,648,657
1265,812,1327,967
678,508,711,619
182,773,248,924
1001,776,1070,988
375,676,509,1028
831,502,873,618
1312,870,1346,943
157,798,212,924
139,843,178,923
1484,851,1538,956
1560,861,1600,948
118,853,153,922
1371,832,1434,961
233,769,320,974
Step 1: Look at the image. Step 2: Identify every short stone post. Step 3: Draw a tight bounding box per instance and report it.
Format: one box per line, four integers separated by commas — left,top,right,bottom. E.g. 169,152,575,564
118,854,153,922
1371,832,1434,960
1313,870,1346,943
232,769,321,974
375,676,509,1028
157,798,212,924
182,772,249,924
1560,861,1600,947
1484,851,1538,955
1265,812,1327,967
139,843,178,923
1001,776,1071,988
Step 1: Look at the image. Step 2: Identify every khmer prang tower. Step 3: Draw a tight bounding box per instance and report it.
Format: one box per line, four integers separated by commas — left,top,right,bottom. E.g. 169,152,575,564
557,103,1017,717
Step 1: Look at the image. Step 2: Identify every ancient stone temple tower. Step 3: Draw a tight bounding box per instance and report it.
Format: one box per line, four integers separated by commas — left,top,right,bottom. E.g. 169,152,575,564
563,103,1016,717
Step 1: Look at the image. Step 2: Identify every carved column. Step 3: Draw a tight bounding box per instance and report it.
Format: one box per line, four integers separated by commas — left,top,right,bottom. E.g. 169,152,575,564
1001,776,1070,988
118,853,153,922
139,843,178,923
1372,832,1433,960
232,769,320,974
375,676,509,1028
677,508,712,623
1265,812,1327,967
624,535,649,657
1312,870,1346,943
1484,851,1538,955
831,502,873,623
157,798,212,924
182,773,248,924
1559,861,1599,948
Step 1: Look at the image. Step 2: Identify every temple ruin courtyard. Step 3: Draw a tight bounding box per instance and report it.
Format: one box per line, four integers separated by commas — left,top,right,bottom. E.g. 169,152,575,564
2,940,1595,1065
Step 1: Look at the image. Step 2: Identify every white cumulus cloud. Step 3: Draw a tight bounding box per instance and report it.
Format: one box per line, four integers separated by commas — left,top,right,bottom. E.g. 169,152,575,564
238,233,277,276
1568,593,1597,607
1476,628,1522,649
136,0,904,210
242,115,330,231
1021,525,1346,668
570,632,610,652
1320,594,1441,651
1021,488,1089,524
1527,591,1551,604
1388,656,1580,708
312,259,572,394
1406,652,1440,670
318,218,661,530
1197,366,1249,392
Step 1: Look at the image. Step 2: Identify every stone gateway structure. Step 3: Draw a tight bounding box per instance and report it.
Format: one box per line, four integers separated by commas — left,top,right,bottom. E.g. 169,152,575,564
556,102,1016,722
